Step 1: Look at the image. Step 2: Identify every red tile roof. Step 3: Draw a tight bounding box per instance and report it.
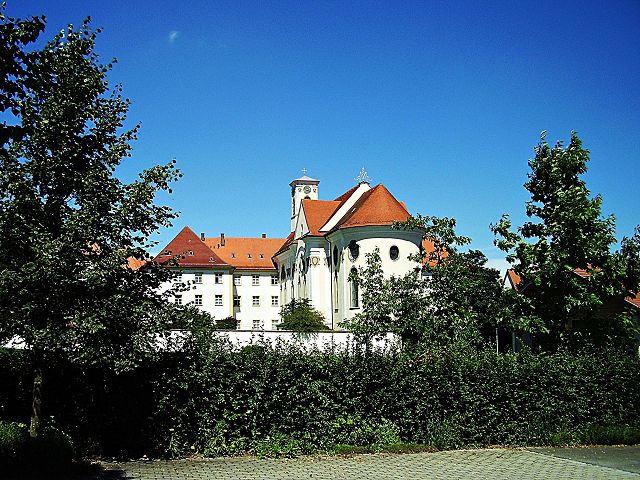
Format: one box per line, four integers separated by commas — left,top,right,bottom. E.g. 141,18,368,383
127,257,147,271
421,238,441,267
574,268,590,279
273,232,295,258
333,184,410,230
154,226,230,268
301,199,341,236
505,269,523,291
205,237,286,270
625,292,640,309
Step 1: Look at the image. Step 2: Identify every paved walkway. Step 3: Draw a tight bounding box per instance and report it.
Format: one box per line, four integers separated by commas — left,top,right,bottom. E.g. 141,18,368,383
93,447,640,479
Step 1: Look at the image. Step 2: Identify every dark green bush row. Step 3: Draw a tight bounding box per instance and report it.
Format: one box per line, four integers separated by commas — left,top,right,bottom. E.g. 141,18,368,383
1,342,639,458
0,421,75,474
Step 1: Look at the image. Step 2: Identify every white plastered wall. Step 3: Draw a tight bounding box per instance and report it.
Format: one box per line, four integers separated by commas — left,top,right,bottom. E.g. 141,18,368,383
327,227,423,328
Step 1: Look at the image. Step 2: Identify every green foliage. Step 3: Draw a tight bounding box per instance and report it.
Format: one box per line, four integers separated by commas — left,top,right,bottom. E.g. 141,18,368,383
0,10,184,436
151,344,640,455
1,344,640,458
0,6,45,148
216,316,238,331
0,420,75,474
344,216,517,351
0,421,28,469
279,299,329,332
340,249,393,343
0,14,180,368
492,132,640,349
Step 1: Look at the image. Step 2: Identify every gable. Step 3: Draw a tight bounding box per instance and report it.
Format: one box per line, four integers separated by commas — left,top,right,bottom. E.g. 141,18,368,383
154,226,230,268
301,199,341,236
333,184,410,230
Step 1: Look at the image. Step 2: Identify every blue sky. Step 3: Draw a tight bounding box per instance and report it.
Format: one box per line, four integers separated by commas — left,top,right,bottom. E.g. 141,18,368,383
7,1,640,272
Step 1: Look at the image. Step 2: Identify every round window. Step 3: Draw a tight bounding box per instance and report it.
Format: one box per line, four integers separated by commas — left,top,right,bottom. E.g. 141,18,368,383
389,245,399,261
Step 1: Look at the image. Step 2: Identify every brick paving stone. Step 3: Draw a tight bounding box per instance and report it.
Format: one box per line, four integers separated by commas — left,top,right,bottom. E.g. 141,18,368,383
89,448,640,480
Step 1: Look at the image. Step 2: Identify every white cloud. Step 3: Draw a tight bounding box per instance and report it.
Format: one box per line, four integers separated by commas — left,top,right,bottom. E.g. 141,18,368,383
485,257,511,277
168,31,179,43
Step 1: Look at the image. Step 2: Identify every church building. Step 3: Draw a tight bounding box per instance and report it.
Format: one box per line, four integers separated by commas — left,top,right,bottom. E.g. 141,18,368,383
154,171,425,329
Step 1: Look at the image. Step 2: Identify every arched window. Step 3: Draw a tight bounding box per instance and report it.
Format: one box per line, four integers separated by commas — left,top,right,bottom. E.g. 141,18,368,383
350,267,359,308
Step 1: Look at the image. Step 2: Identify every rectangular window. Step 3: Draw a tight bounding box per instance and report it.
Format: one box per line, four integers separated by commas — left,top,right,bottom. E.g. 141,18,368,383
174,295,182,305
271,275,278,285
215,295,223,306
252,319,262,330
233,275,241,286
195,272,203,284
252,296,260,307
233,295,241,307
173,272,182,283
194,295,202,306
271,296,279,307
214,273,223,284
252,275,260,286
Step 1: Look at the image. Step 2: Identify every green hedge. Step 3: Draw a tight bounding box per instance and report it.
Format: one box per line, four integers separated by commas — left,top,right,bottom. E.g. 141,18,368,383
1,342,639,458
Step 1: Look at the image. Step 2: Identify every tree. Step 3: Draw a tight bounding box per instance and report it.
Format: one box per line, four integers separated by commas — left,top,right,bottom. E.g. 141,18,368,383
492,132,640,348
0,8,44,147
278,299,329,332
340,248,394,346
343,216,515,351
0,14,180,436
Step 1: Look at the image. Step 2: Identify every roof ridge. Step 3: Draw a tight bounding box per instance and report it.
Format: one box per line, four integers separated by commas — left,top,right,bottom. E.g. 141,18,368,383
331,184,410,231
154,226,230,267
301,199,342,236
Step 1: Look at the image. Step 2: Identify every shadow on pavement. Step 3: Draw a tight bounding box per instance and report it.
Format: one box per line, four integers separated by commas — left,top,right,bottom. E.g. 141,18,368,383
5,467,132,480
528,445,640,474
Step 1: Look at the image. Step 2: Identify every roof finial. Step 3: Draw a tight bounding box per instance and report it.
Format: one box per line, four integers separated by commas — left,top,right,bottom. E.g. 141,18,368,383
301,167,307,175
355,167,371,184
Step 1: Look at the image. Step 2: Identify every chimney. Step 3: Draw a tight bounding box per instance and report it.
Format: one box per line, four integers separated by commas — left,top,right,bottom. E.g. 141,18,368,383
261,233,267,238
200,232,205,241
220,233,225,246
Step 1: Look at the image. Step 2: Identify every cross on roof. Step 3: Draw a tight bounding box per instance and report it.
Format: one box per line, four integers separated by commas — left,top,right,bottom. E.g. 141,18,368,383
355,167,371,184
301,168,307,175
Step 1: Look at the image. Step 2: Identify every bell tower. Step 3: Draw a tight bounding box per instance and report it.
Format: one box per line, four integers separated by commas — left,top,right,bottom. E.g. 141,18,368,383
290,171,319,232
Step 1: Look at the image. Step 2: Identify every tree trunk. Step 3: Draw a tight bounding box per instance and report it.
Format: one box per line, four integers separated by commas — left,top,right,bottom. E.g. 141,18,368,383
29,356,43,438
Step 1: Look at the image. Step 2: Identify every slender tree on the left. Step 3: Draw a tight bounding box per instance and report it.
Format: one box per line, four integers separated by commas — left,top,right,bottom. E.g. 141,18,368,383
0,7,181,437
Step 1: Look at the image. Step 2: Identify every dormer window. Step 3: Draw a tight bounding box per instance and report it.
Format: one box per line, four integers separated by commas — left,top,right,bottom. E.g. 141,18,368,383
164,250,171,256
188,251,194,256
248,253,252,259
259,254,264,259
231,253,236,258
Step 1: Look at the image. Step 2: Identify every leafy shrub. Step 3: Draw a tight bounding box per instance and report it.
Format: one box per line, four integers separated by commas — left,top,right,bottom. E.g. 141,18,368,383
1,343,639,458
29,425,75,472
580,423,640,445
0,420,74,474
279,299,329,331
215,316,238,330
0,421,28,469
